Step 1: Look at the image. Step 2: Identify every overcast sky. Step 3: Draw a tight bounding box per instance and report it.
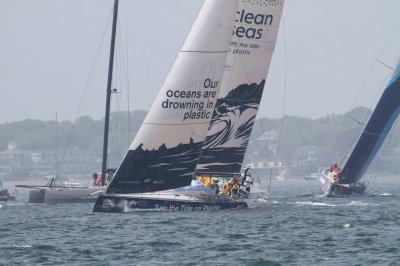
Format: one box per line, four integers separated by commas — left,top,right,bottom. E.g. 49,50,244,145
1,0,400,123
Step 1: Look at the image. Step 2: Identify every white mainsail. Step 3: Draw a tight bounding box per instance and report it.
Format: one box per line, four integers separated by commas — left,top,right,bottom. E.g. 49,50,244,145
107,0,239,194
195,0,285,175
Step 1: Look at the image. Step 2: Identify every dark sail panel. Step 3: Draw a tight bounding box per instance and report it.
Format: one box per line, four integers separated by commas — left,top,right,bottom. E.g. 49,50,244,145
106,140,203,194
340,64,400,184
195,81,265,175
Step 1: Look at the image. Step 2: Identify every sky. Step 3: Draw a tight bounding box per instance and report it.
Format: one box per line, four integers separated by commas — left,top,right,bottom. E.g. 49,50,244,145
1,0,400,123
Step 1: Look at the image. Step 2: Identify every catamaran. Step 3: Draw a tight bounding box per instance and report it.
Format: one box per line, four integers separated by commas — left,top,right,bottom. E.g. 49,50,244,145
93,0,285,212
319,61,400,196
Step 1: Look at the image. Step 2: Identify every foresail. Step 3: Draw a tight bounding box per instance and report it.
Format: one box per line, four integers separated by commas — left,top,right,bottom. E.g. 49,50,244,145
195,0,285,175
106,0,239,194
340,62,400,184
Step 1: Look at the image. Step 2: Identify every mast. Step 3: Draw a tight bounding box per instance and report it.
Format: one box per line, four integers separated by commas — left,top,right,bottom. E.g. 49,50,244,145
101,0,119,186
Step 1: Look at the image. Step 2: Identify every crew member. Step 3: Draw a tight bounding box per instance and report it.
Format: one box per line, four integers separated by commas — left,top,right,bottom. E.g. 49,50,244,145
210,177,220,194
95,174,103,187
105,174,111,186
92,173,98,186
221,181,232,196
231,178,240,199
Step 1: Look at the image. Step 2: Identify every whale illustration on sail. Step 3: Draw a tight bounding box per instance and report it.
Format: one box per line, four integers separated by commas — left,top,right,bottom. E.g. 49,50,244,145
320,60,400,196
195,0,285,176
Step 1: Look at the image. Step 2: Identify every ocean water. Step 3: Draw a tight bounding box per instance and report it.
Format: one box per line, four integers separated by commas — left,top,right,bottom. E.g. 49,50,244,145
1,177,400,266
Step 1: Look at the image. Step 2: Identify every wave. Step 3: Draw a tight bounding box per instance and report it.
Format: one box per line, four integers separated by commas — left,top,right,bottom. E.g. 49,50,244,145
294,201,336,207
12,244,32,248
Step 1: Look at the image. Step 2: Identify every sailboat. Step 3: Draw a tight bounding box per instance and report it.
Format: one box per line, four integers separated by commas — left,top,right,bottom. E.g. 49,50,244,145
93,0,285,212
319,61,400,196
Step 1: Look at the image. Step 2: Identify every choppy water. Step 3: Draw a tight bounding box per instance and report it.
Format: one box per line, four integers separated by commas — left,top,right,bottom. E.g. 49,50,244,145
1,177,400,265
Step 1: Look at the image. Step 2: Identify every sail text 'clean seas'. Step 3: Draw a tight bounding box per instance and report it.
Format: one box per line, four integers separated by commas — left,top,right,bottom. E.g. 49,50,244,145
234,9,274,40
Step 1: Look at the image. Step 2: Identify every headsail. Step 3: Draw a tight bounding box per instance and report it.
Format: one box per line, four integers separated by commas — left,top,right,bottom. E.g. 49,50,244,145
339,62,400,184
195,0,285,176
106,0,239,194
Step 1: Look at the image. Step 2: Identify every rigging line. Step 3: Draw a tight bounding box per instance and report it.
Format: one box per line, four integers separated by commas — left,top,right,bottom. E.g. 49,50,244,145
268,16,288,193
349,19,400,112
377,60,394,71
329,19,400,157
113,19,129,167
124,0,132,143
372,119,400,188
346,115,365,126
116,21,124,106
57,8,113,173
116,15,130,120
362,131,387,137
353,75,389,111
129,2,156,117
258,119,273,162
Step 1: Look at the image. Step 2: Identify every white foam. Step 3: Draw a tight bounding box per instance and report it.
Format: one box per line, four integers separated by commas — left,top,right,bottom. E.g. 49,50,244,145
12,244,32,248
294,201,336,207
342,223,350,228
380,193,392,196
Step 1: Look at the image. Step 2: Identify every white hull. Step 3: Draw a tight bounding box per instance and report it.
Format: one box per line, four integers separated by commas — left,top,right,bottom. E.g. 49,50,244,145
318,171,369,197
29,187,104,204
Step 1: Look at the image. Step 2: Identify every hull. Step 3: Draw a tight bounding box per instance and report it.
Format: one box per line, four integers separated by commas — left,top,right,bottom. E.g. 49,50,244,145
319,171,367,197
29,187,103,204
93,193,248,212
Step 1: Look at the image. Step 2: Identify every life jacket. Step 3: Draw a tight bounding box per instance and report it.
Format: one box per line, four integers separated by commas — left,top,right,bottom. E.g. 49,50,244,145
232,182,239,190
221,183,231,196
204,177,211,187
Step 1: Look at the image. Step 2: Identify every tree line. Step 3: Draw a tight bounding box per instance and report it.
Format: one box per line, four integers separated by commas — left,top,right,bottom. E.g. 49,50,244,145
2,107,400,175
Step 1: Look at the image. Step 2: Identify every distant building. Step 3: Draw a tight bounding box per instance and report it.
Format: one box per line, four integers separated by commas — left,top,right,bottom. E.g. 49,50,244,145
0,142,99,179
249,161,283,169
0,143,32,168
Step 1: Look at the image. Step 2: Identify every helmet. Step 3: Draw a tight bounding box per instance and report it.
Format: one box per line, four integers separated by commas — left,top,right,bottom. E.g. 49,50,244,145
234,178,240,183
212,177,219,183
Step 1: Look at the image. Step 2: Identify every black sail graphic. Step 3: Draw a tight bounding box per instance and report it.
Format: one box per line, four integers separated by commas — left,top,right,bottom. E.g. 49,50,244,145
106,0,239,194
195,0,285,176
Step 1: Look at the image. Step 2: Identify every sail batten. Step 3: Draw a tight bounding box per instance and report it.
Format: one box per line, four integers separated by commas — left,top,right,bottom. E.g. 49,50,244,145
180,51,229,53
